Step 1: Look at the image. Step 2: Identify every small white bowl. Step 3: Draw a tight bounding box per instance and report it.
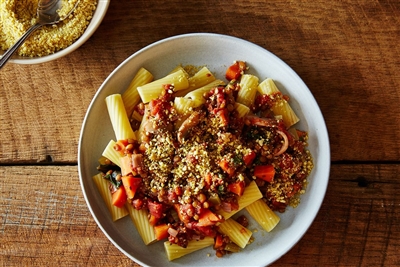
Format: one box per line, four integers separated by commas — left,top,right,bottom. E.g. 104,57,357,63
0,0,110,65
78,33,330,267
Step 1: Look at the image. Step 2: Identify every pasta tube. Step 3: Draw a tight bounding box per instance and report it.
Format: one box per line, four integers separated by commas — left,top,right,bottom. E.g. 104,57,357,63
122,67,154,117
234,102,250,118
92,173,129,221
236,74,259,107
105,94,137,141
246,199,280,232
216,181,263,219
184,79,225,107
130,110,143,122
136,104,150,143
125,203,157,245
174,97,195,115
175,66,216,97
137,69,189,103
218,218,252,249
257,78,299,127
164,237,214,261
101,140,121,167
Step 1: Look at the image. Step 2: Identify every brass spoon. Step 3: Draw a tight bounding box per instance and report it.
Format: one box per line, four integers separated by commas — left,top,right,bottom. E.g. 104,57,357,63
0,0,80,69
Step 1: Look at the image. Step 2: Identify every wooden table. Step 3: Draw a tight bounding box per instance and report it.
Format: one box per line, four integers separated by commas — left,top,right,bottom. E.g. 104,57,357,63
1,0,399,266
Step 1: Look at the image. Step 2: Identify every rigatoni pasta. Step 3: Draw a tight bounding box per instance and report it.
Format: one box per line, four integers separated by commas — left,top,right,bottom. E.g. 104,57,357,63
246,199,280,232
184,79,226,107
236,74,259,107
122,67,154,117
164,237,214,261
105,94,137,141
257,78,299,127
216,181,263,220
174,66,216,97
125,203,157,245
92,173,128,221
137,69,189,103
218,218,253,249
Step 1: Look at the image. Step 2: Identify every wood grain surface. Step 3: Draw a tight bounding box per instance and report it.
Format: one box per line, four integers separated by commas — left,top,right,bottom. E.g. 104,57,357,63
1,0,399,266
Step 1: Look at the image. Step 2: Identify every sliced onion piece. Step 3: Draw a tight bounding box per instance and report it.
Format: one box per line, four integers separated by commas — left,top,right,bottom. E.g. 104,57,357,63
168,227,178,237
274,130,289,156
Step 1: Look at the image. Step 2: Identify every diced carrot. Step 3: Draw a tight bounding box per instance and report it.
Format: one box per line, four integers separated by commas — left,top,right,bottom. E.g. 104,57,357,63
121,176,141,199
111,186,127,208
219,158,235,176
217,109,229,126
120,155,133,176
214,234,224,249
197,209,222,227
148,214,159,226
154,223,170,240
243,150,256,166
227,181,245,196
225,61,247,81
174,204,190,223
253,165,275,182
204,173,212,189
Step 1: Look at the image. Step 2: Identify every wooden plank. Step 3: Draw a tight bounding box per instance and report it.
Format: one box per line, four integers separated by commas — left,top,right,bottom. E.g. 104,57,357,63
0,165,137,266
0,1,399,164
1,164,399,266
276,163,400,266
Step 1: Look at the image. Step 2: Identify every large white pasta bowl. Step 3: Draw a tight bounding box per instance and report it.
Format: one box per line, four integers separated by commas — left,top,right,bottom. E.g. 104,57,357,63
78,33,330,266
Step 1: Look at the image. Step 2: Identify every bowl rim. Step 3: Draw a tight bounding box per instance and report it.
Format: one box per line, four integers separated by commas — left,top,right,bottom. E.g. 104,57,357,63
1,0,110,65
78,32,331,266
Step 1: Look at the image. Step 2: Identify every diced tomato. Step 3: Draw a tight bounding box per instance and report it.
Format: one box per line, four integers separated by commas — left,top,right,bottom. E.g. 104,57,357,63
253,165,275,182
149,93,174,120
225,61,246,81
154,223,170,240
148,201,164,219
149,99,162,116
227,181,245,196
111,186,127,208
195,225,217,237
204,173,212,189
286,183,302,198
197,209,222,227
243,150,256,166
120,155,133,176
219,158,235,176
121,176,141,199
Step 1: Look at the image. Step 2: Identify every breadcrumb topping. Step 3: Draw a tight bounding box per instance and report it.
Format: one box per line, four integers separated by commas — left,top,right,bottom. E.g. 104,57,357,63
0,0,97,57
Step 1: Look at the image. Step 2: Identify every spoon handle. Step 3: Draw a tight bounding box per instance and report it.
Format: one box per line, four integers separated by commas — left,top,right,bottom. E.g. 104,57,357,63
0,23,43,69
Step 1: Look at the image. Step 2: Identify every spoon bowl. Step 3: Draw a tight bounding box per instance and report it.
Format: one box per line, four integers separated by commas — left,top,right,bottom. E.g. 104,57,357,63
0,0,80,69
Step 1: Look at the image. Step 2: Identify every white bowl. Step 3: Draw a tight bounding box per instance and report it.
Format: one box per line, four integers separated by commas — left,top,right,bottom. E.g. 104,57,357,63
0,0,110,65
78,33,330,267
